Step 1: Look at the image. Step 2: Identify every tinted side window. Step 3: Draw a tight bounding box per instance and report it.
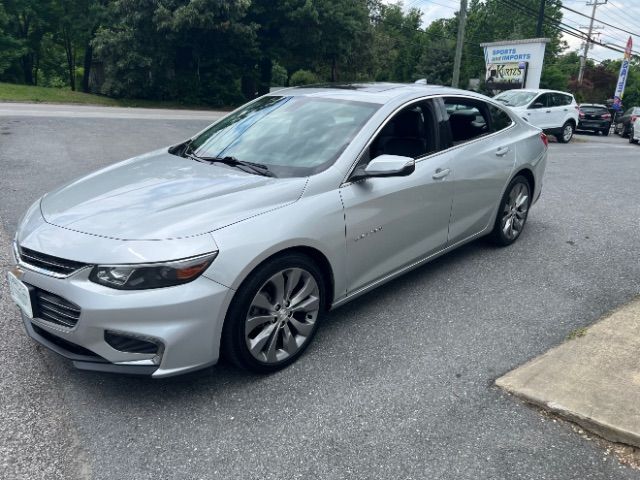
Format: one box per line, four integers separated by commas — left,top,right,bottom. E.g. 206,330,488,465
551,93,571,106
531,93,550,108
489,104,513,132
444,98,490,144
365,102,437,162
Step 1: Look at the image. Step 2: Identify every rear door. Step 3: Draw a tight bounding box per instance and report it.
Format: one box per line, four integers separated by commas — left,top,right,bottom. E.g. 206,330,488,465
439,96,517,243
550,93,574,127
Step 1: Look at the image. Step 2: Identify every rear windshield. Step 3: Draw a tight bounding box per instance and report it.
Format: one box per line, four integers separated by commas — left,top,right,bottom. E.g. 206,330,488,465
580,106,608,114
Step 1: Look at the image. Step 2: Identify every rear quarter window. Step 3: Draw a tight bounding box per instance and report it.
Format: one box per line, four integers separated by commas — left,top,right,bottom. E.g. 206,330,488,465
489,104,513,132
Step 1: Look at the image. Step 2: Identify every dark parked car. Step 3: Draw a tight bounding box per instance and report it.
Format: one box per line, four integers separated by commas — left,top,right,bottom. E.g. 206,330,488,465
614,106,640,136
577,104,612,135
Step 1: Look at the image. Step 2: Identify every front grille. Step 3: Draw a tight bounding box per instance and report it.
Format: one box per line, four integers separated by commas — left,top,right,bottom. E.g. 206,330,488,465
19,246,87,276
33,288,81,328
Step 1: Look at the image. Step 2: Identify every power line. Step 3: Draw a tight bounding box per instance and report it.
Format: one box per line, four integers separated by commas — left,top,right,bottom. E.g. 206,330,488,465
497,0,640,58
549,0,640,38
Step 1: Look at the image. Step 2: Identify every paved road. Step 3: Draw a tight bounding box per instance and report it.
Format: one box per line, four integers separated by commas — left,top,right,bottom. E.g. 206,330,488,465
1,106,640,480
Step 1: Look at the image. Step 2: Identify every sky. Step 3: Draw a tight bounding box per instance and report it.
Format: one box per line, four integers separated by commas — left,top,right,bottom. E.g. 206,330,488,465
397,0,640,63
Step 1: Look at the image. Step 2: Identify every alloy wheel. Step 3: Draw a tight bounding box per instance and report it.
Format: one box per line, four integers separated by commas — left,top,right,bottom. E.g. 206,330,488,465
244,268,320,364
563,124,573,142
501,182,530,241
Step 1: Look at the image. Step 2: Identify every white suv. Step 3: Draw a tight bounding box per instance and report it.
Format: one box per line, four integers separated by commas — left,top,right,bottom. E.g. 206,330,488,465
493,89,580,143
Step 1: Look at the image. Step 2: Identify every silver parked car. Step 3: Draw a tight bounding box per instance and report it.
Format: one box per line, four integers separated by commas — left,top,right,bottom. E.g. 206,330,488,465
8,84,547,377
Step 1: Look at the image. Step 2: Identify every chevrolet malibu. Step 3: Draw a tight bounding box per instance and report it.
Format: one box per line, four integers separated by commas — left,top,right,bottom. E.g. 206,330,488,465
8,84,547,377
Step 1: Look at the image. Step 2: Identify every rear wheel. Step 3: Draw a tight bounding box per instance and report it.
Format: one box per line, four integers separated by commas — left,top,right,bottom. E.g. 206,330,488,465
601,127,610,136
490,175,531,247
221,253,325,373
556,122,574,143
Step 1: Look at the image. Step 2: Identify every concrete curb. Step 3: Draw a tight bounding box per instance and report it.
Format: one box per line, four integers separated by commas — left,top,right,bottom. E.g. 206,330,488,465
496,296,640,449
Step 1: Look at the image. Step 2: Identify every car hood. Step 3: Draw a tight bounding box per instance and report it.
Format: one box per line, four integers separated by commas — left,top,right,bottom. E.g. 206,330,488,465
40,149,307,240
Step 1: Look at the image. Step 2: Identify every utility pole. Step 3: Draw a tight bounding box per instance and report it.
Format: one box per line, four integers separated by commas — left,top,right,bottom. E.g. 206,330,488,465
536,0,546,37
578,0,607,85
452,0,468,88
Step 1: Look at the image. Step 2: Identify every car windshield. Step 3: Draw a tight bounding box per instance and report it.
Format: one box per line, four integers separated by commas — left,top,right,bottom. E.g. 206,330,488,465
187,96,380,177
493,91,538,107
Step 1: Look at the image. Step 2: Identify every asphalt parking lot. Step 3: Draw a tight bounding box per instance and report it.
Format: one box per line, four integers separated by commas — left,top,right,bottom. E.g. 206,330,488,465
1,107,640,480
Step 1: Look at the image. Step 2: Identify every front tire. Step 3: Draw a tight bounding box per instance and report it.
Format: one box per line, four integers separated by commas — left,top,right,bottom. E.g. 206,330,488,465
221,253,325,373
490,175,531,247
556,122,574,143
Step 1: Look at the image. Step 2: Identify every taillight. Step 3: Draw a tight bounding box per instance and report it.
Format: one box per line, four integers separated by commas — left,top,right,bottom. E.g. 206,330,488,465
601,113,611,120
579,110,585,118
540,132,549,148
632,115,638,122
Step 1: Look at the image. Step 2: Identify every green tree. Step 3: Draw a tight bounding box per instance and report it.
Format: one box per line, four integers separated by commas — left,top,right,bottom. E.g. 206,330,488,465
246,0,320,95
415,18,457,85
315,0,372,82
371,3,425,82
93,0,254,105
0,4,24,76
3,0,56,84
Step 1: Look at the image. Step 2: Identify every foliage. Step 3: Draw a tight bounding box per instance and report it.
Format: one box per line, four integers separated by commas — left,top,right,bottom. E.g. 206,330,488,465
271,62,288,87
2,0,625,107
290,69,319,86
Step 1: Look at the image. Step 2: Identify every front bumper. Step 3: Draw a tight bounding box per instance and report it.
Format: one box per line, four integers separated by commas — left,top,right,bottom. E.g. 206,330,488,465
13,265,234,378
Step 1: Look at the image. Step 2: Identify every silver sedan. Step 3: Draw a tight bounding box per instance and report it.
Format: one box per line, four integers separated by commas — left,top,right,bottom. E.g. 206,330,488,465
8,84,547,377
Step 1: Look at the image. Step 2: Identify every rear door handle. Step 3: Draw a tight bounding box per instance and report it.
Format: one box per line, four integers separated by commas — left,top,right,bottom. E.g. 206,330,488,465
432,168,450,180
496,146,510,157
545,110,551,113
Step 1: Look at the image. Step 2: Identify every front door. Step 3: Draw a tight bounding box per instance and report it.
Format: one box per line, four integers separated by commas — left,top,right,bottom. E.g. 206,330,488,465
526,93,553,129
340,101,454,294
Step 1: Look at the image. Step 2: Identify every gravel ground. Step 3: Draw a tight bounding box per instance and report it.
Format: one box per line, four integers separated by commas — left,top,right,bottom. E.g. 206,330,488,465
1,110,639,480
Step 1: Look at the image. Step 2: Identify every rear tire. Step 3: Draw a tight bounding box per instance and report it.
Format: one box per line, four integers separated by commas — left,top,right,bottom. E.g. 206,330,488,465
220,253,325,373
490,175,531,247
556,122,574,143
601,128,610,136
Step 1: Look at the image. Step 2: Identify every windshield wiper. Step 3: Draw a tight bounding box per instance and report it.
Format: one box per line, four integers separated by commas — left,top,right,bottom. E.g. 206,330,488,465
187,153,276,178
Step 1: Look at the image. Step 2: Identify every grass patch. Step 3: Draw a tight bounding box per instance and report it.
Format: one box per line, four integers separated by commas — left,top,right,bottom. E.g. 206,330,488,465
566,327,588,340
0,82,220,110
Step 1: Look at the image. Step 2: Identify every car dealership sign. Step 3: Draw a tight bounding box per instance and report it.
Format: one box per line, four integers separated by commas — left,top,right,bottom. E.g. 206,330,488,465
485,62,528,90
480,38,550,90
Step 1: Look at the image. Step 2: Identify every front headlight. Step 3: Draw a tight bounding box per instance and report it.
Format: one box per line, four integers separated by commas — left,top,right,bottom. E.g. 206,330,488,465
89,252,218,290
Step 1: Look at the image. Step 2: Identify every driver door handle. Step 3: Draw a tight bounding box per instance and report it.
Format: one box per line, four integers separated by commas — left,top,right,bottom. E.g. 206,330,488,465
432,168,450,180
496,146,510,157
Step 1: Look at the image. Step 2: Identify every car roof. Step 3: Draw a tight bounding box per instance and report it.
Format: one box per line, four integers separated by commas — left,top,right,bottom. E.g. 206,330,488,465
503,88,574,96
267,83,490,105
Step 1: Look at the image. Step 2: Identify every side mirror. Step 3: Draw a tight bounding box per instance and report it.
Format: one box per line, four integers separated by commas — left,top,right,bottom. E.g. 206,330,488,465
351,154,416,182
529,102,544,109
